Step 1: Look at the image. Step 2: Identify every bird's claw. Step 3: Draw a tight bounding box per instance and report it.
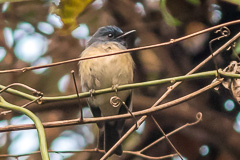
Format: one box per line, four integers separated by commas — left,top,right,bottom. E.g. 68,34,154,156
89,89,95,98
112,84,119,95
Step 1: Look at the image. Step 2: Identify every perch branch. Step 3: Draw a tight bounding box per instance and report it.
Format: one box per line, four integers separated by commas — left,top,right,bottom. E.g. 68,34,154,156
101,30,240,158
1,70,238,103
0,80,221,133
0,20,240,74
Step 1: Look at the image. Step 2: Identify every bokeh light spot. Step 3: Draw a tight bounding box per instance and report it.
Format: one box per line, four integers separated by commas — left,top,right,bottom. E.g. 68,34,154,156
52,0,60,6
8,130,39,157
8,116,37,158
0,120,8,147
76,124,94,144
233,122,240,133
199,145,209,156
136,121,146,134
47,14,63,29
50,130,86,159
0,131,7,148
14,33,48,63
172,155,188,160
91,0,104,9
37,22,54,35
210,4,222,24
14,29,28,41
0,47,6,62
0,120,8,127
58,74,70,93
135,2,146,16
31,56,52,74
71,24,89,39
3,27,14,48
10,115,34,125
224,99,235,112
236,112,240,125
17,22,35,34
80,107,93,118
2,2,10,13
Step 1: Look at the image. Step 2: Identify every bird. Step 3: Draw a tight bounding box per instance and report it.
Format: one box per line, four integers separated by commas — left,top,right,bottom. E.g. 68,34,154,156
79,26,135,156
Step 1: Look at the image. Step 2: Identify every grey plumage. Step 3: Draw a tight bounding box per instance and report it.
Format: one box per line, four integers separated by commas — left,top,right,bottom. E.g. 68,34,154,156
79,26,135,156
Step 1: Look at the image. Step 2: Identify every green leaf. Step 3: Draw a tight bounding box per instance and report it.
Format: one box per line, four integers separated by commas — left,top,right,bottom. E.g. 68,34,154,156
223,0,240,6
159,0,181,27
235,40,240,54
186,0,201,6
0,0,30,3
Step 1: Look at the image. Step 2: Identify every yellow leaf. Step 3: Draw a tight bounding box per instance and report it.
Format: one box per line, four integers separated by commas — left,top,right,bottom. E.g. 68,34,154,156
52,0,94,35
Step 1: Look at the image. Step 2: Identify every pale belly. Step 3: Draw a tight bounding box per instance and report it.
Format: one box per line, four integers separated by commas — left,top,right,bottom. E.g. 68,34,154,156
79,42,134,116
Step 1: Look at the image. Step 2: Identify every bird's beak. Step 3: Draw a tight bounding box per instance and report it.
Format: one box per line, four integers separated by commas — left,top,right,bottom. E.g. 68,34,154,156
117,30,136,39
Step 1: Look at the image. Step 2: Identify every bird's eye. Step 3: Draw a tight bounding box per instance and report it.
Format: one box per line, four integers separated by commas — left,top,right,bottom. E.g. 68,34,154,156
108,33,113,38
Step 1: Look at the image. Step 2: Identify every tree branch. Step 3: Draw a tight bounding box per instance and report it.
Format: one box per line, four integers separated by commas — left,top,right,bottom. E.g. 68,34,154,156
0,20,240,74
0,79,222,133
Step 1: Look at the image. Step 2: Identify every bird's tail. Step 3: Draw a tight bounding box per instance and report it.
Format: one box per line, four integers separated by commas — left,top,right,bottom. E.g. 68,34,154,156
104,122,122,156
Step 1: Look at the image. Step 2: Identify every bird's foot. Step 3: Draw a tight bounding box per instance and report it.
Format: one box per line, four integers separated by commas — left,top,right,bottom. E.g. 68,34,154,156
112,84,119,95
89,89,96,98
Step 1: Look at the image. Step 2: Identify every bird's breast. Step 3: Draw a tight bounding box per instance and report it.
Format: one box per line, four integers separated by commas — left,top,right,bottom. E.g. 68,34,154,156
79,42,134,116
80,42,134,90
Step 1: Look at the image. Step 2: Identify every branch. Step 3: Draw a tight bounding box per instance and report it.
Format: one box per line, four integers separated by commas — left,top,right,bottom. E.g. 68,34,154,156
0,70,211,100
0,112,202,159
0,149,176,160
99,79,222,159
1,70,239,104
0,20,240,74
0,79,222,132
100,30,240,158
140,113,202,153
0,97,50,160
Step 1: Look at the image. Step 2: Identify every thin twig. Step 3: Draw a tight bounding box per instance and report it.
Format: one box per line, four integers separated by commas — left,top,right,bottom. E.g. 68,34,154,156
0,97,50,160
0,113,200,160
0,83,43,116
0,20,240,74
123,151,177,160
0,80,221,133
71,70,83,121
140,113,202,153
1,31,239,103
209,26,231,77
0,83,43,97
0,149,176,160
1,70,235,102
110,96,139,128
151,115,183,160
101,30,240,159
0,21,239,160
0,149,105,159
0,96,42,116
100,80,222,160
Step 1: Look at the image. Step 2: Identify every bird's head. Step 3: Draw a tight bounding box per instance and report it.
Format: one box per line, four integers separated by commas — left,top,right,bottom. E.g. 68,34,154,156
87,26,136,48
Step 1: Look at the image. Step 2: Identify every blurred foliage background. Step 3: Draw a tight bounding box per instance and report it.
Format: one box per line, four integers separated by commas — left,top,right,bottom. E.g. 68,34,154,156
1,0,240,159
